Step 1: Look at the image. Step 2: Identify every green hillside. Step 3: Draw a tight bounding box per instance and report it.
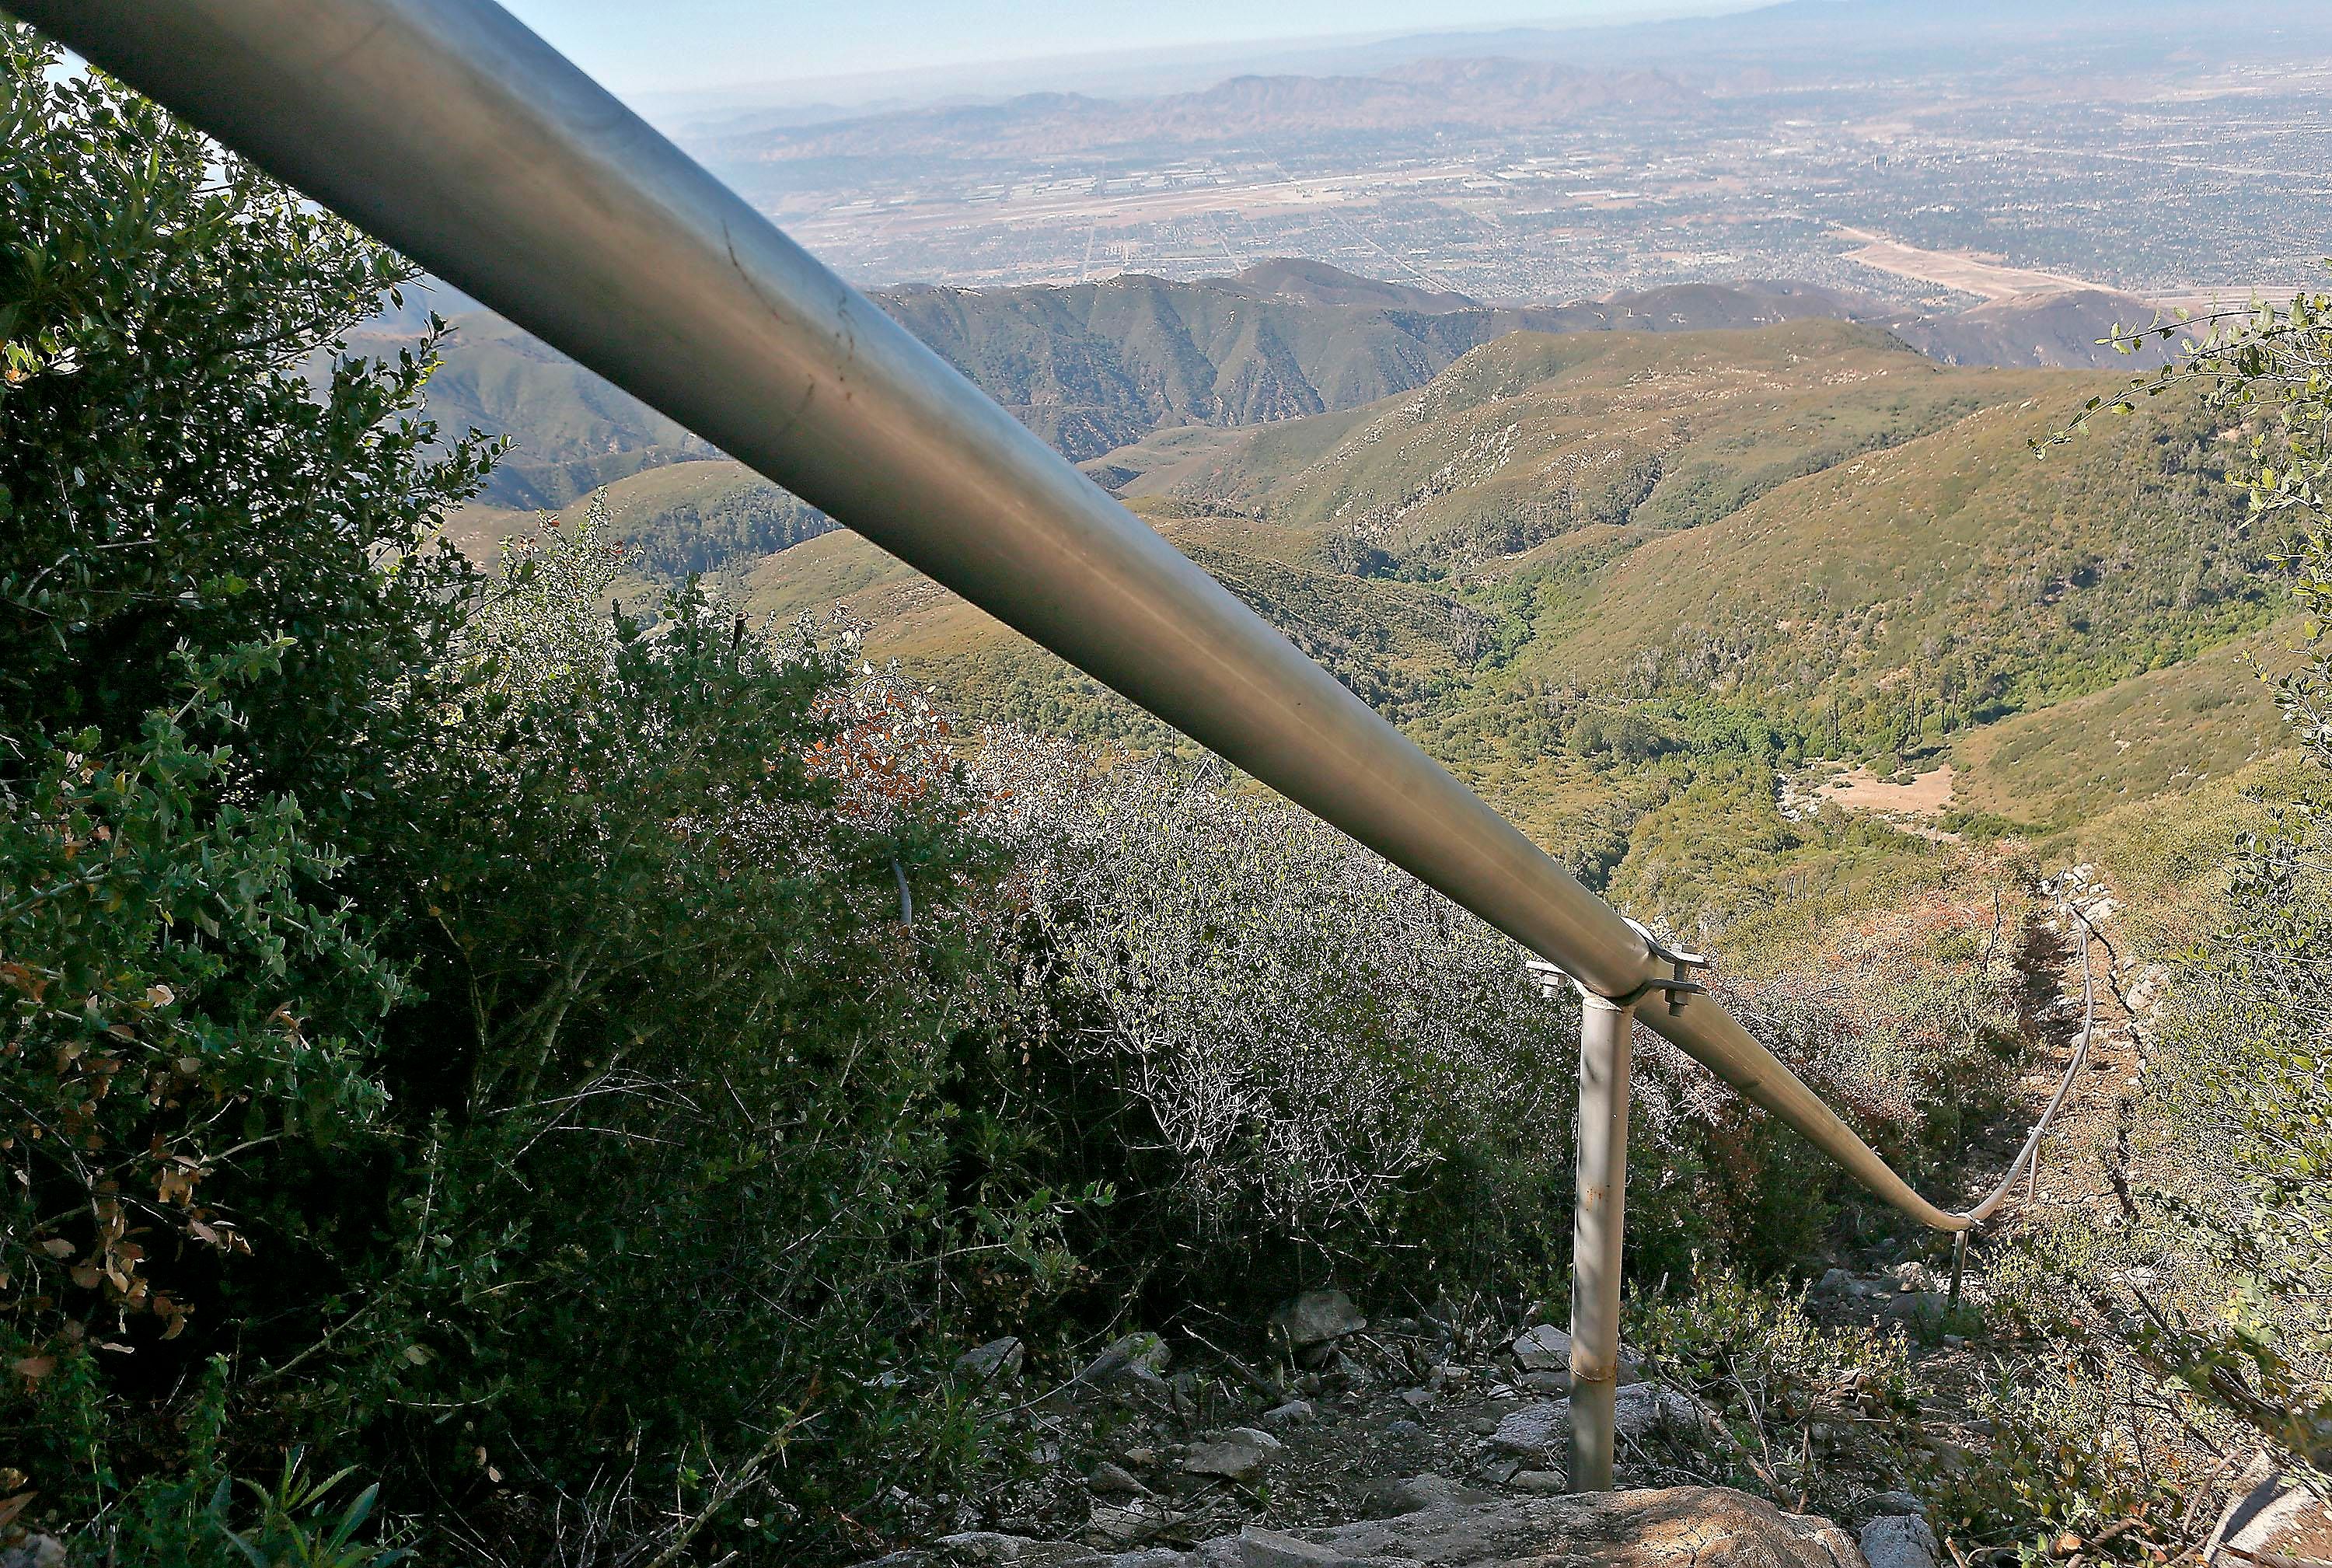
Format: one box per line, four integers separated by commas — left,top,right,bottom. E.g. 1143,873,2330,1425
872,270,1866,462
382,264,1886,519
1953,620,2296,822
735,322,2271,867
1116,321,2039,571
337,309,719,509
435,460,833,590
386,265,2173,575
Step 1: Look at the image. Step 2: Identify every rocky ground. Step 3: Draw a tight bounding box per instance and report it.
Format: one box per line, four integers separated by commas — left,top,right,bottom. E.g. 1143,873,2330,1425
857,1282,1947,1568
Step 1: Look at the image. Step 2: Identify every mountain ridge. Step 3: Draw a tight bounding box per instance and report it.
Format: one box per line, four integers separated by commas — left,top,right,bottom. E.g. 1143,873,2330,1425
372,260,2171,522
694,58,1700,165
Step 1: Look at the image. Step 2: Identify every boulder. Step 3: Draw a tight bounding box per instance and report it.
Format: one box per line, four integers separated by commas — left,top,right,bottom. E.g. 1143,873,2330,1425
1235,1529,1346,1568
2211,1461,2332,1563
1485,1385,1697,1460
1226,1489,1864,1568
1088,1460,1151,1496
1271,1290,1367,1350
1182,1427,1286,1479
1511,1323,1572,1371
1510,1324,1638,1384
0,1542,66,1568
1044,1332,1171,1411
1084,1332,1171,1382
1851,1492,1925,1524
1361,1473,1480,1517
888,1488,1869,1568
933,1534,1034,1564
1485,1400,1569,1459
1087,1503,1189,1549
955,1336,1025,1384
1859,1514,1940,1568
1611,1380,1701,1436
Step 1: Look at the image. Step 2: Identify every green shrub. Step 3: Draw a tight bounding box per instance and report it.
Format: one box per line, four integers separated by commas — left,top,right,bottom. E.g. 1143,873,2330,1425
0,34,1049,1563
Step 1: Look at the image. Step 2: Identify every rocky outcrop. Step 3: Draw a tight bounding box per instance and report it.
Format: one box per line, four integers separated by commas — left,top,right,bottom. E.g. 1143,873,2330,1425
882,1488,1868,1568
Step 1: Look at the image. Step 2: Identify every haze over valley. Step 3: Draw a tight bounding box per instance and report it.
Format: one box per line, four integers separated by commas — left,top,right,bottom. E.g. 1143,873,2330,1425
672,0,2332,303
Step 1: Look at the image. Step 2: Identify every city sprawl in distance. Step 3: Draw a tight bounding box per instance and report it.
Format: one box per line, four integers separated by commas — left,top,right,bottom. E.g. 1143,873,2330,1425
676,0,2330,309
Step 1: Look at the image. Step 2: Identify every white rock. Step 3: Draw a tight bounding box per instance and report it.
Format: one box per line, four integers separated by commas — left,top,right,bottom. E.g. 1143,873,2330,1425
1199,1487,1874,1568
1368,1473,1464,1515
1089,1461,1151,1496
1492,1383,1691,1458
1613,1381,1697,1441
1258,1399,1318,1428
1090,1504,1189,1547
1859,1513,1942,1568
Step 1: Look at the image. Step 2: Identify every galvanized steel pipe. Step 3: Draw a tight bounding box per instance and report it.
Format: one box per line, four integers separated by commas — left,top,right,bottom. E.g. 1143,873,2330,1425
13,0,1973,1235
1567,994,1635,1493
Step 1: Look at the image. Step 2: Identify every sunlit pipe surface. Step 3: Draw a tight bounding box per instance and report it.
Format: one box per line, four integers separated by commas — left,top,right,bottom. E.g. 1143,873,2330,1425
19,0,1972,1233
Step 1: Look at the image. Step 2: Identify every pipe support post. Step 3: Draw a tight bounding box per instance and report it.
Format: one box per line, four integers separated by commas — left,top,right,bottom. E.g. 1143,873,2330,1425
1568,991,1634,1493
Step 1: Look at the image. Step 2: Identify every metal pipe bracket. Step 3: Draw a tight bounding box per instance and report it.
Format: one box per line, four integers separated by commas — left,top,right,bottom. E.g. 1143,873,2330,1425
1528,919,1709,1013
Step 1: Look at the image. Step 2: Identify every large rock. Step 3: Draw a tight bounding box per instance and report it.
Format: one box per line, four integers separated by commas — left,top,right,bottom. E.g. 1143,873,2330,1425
920,1535,1110,1567
1207,1489,1863,1568
1509,1325,1639,1385
1361,1472,1483,1517
1042,1332,1171,1411
1271,1290,1367,1350
955,1336,1025,1384
1511,1324,1573,1371
1858,1514,1939,1568
1485,1385,1697,1460
1183,1427,1287,1479
1232,1528,1349,1568
1485,1399,1570,1459
2212,1461,2332,1561
1080,1331,1170,1383
876,1489,1868,1568
1086,1502,1190,1549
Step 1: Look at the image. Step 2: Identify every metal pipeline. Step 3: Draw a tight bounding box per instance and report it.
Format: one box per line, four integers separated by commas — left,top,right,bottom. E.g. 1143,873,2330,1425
16,0,1969,1234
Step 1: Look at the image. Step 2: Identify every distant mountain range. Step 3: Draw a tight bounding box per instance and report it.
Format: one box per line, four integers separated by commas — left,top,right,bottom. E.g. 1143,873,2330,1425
695,58,1698,166
361,259,2176,531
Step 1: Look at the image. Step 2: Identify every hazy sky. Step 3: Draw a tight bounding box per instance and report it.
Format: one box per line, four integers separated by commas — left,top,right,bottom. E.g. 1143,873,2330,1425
497,0,1744,100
